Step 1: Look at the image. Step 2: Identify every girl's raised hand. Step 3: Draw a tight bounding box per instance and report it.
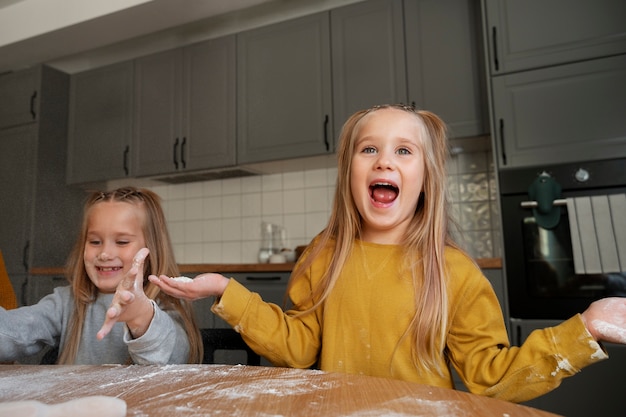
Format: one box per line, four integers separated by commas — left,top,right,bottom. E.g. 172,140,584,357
581,297,626,344
97,248,154,340
148,273,230,301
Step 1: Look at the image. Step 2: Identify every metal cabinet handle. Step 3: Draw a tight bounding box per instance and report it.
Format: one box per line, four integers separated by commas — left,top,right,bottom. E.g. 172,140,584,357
173,137,179,169
30,91,37,119
245,276,281,281
22,240,29,271
492,27,499,71
323,115,329,151
499,119,507,166
21,278,28,307
181,137,186,169
123,145,129,176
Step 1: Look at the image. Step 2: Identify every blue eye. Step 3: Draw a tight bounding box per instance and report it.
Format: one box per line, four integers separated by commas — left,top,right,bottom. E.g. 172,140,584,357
397,148,411,155
362,146,376,154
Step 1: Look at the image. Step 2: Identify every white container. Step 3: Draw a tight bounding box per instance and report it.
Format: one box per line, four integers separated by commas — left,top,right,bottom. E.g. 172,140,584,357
268,254,286,264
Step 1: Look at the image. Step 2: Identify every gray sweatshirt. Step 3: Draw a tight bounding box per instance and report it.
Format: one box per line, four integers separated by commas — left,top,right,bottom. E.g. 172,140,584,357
0,286,190,364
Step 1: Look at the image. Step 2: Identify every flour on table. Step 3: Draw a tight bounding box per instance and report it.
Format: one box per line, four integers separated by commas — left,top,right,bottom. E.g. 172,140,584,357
0,396,126,417
339,396,469,417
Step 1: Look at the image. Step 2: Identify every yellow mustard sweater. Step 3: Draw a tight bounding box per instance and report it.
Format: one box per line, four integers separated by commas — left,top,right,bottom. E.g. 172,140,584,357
212,241,606,402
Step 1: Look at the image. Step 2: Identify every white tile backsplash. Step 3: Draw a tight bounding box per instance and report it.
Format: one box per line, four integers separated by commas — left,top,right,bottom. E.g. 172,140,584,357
142,148,501,263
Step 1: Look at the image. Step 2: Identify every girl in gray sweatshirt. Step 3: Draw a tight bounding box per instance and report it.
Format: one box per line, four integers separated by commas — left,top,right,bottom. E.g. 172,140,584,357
0,187,203,364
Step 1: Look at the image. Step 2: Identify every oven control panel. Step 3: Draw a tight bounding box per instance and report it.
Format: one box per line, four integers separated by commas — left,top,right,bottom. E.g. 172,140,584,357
499,157,626,194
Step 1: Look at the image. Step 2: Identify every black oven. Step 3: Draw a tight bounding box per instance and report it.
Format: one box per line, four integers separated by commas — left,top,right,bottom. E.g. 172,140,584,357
499,157,626,320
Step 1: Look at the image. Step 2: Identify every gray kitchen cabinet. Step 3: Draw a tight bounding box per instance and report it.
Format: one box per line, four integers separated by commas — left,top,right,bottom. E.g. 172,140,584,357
330,0,407,136
0,66,84,290
491,54,626,169
482,0,626,75
511,319,626,417
405,0,487,138
331,0,487,139
133,36,236,177
0,67,39,129
237,12,333,163
483,268,508,325
67,61,134,185
24,275,67,306
0,125,36,279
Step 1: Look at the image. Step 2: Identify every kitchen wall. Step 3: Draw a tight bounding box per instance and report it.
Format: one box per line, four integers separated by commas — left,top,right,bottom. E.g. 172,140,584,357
110,138,501,264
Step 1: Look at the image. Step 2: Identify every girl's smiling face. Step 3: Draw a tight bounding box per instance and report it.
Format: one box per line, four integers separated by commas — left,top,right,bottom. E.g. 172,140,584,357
83,201,146,293
350,108,425,244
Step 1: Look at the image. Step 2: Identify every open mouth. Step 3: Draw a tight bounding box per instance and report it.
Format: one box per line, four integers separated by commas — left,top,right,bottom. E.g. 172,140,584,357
97,266,123,273
369,182,399,204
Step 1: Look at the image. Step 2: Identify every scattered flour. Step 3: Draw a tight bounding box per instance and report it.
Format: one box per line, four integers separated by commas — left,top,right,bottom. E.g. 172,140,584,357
339,396,469,417
171,276,193,283
589,340,608,360
0,396,126,417
591,319,626,344
550,355,576,377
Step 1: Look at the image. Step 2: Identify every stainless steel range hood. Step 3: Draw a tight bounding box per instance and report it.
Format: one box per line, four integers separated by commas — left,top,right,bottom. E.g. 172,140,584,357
151,167,260,184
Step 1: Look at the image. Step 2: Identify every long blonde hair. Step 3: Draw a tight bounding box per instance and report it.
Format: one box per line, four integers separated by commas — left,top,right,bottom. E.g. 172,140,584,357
58,187,203,364
290,104,461,373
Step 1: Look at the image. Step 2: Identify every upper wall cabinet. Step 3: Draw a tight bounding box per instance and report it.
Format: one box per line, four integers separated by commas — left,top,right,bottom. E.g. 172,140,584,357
133,36,236,177
0,68,39,129
405,0,487,138
330,0,408,135
237,12,333,163
331,0,487,139
492,54,626,168
67,61,134,185
0,66,84,277
483,0,626,75
0,125,36,277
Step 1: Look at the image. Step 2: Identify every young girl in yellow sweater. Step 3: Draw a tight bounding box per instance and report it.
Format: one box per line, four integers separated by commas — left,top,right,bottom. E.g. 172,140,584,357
149,105,626,402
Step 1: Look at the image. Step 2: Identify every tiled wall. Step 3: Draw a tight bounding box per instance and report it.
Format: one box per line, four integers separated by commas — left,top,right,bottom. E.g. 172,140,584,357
140,149,501,264
448,149,501,260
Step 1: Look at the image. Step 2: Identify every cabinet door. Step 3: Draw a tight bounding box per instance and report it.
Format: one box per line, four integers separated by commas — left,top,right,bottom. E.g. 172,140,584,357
405,0,487,138
0,68,39,129
0,125,36,276
67,61,134,184
134,48,182,177
237,12,333,163
182,36,237,171
483,0,626,75
331,0,407,137
492,54,626,169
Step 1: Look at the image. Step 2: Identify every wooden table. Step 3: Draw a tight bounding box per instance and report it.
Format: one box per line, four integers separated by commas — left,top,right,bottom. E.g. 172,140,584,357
0,365,558,416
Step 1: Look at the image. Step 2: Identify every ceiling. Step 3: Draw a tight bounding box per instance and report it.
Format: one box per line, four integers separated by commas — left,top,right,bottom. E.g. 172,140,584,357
0,0,273,74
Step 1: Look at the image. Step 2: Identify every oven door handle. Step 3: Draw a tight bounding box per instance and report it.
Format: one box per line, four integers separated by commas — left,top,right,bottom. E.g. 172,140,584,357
520,199,567,208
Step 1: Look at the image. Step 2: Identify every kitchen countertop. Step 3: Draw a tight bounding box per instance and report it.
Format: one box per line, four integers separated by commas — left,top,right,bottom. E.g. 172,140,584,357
29,258,501,276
